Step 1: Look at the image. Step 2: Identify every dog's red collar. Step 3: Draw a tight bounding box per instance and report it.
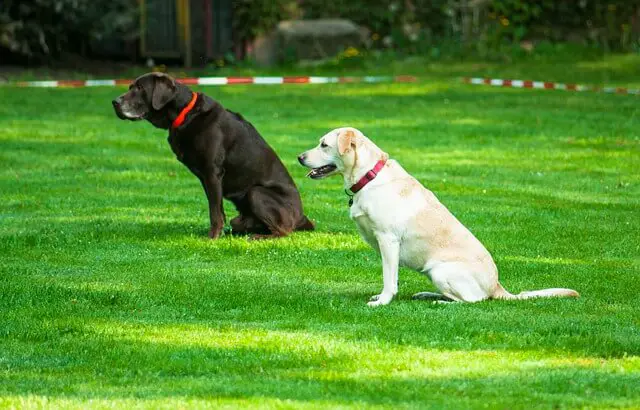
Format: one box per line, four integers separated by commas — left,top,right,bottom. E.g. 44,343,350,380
349,159,387,194
171,92,198,129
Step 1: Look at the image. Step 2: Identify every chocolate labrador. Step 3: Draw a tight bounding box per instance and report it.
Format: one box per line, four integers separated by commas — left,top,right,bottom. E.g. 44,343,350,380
112,72,314,239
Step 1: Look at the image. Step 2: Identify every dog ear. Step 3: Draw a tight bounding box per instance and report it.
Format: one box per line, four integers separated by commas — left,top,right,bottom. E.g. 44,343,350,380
338,129,356,155
151,74,177,110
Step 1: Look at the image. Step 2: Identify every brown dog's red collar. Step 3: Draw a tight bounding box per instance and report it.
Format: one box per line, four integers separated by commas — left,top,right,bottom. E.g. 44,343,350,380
171,92,198,129
349,159,387,194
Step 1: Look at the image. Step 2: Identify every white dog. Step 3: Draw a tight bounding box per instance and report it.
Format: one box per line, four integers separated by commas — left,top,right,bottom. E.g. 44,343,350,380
298,127,579,306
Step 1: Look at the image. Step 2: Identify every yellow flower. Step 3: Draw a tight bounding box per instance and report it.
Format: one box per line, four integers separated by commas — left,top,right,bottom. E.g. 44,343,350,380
500,17,510,26
344,47,359,57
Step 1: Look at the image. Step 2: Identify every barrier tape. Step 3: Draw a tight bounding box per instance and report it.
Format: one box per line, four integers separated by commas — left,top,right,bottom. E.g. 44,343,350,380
7,75,635,96
2,75,418,88
462,77,639,96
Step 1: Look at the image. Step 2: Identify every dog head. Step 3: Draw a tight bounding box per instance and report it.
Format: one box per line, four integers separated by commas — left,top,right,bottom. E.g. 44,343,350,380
298,127,387,182
112,72,188,129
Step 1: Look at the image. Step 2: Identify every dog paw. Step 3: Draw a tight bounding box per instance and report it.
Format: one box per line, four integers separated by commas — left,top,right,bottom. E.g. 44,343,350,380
367,294,393,307
208,227,223,239
249,233,285,240
249,234,270,240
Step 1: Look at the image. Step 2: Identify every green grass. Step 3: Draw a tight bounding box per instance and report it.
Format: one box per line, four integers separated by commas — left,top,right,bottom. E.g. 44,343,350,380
1,61,639,409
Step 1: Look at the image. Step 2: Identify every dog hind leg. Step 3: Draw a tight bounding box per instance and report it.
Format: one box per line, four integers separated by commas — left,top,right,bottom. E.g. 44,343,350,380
295,215,315,231
428,262,491,303
246,186,296,238
230,214,269,235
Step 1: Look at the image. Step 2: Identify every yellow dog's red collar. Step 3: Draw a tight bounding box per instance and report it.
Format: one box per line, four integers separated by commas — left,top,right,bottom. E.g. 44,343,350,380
171,92,198,129
349,159,386,194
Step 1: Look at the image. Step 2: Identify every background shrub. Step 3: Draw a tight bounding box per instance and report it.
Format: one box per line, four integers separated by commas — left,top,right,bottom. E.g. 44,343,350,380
0,0,137,61
1,0,638,63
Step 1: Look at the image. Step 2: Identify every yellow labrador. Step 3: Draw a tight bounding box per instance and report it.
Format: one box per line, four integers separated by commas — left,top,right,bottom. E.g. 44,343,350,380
298,127,579,306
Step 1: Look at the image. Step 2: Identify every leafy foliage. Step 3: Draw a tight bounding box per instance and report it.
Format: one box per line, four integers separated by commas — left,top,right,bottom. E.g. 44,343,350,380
295,0,640,53
1,0,639,62
232,0,291,44
487,0,640,51
0,0,137,60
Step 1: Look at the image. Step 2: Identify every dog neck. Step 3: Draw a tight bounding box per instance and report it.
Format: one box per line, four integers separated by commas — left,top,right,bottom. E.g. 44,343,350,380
348,159,387,193
343,149,389,191
172,91,198,128
165,83,198,129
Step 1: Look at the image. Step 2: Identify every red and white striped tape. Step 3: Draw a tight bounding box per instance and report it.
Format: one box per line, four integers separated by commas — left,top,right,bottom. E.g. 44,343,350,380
463,77,639,96
3,75,418,88
8,74,635,96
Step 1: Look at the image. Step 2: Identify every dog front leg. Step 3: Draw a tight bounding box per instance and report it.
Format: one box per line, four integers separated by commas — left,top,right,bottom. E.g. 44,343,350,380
368,232,400,307
202,169,225,239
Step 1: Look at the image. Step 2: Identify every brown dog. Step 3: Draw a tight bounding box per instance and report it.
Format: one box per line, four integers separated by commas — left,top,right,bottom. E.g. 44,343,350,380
112,72,313,239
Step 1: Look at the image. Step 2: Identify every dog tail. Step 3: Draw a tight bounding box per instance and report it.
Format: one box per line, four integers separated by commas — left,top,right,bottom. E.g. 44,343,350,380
492,282,579,300
295,216,315,231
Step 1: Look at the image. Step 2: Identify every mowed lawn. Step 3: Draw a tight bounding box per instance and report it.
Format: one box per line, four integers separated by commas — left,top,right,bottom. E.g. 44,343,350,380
1,74,639,409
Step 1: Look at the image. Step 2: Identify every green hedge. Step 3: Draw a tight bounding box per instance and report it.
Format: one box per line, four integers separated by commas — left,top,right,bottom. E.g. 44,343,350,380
490,0,640,51
0,0,137,60
2,0,638,61
279,0,639,52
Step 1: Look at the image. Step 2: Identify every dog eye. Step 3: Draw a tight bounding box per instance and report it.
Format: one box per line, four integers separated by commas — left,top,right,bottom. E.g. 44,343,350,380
320,142,328,148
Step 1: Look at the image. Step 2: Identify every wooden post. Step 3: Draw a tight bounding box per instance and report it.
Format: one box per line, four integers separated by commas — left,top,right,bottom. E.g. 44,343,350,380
204,0,213,59
184,0,192,67
139,0,147,58
176,0,192,68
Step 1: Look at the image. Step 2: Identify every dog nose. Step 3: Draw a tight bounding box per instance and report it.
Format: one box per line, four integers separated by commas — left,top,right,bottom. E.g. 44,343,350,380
112,99,120,108
297,154,306,165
